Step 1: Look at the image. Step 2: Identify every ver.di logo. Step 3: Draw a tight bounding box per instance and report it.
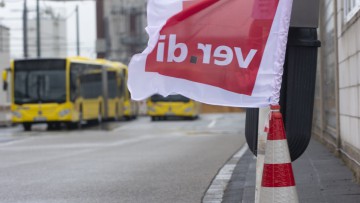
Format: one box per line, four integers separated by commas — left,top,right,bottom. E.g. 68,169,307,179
156,34,257,69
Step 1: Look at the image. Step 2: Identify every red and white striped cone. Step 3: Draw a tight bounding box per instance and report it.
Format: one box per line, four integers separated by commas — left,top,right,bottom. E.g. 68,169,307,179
259,105,299,203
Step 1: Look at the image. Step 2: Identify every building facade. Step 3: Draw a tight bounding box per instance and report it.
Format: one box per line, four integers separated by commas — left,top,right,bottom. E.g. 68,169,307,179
0,24,10,125
27,16,67,58
314,0,360,182
0,24,10,105
97,0,147,63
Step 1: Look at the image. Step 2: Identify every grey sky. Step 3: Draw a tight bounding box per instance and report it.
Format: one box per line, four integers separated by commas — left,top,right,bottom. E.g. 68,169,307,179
0,0,96,58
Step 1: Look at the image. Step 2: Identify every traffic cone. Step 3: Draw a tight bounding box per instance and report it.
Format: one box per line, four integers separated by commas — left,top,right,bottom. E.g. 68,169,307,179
259,105,299,203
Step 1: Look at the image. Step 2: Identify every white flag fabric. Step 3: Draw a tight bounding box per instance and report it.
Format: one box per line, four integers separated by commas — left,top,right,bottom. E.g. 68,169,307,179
128,0,293,107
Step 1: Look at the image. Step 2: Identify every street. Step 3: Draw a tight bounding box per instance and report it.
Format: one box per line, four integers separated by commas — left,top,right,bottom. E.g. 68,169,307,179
0,113,245,203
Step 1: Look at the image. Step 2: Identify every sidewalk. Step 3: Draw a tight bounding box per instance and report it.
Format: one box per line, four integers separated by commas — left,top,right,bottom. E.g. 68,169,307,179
222,138,360,203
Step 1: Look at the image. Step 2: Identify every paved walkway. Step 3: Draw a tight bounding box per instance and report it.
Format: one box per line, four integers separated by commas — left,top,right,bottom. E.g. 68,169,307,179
222,138,360,203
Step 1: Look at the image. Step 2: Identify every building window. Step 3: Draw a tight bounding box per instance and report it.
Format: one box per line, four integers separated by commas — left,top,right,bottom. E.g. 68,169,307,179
344,0,360,22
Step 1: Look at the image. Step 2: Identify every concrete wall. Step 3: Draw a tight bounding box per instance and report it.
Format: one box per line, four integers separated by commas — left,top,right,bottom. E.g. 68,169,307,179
0,25,10,126
0,25,10,105
27,18,67,58
314,0,360,182
337,0,360,181
103,0,147,63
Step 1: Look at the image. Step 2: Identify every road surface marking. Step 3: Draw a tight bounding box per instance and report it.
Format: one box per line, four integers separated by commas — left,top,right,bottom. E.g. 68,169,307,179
208,119,217,128
202,144,248,203
0,135,154,151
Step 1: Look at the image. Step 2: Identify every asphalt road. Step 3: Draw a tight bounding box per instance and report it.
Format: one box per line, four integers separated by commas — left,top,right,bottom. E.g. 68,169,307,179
0,113,246,203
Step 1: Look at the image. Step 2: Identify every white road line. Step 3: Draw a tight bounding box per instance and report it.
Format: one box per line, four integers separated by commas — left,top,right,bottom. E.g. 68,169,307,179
207,119,217,128
202,144,248,203
0,135,153,151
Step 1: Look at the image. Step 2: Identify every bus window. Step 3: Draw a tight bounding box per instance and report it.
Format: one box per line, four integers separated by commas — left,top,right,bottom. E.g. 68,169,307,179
150,94,190,103
70,63,86,101
118,73,125,98
147,94,199,121
79,73,102,99
14,60,66,104
108,72,118,99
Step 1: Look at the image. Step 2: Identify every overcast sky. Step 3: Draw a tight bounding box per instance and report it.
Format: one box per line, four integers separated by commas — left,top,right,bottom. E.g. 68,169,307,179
0,0,96,58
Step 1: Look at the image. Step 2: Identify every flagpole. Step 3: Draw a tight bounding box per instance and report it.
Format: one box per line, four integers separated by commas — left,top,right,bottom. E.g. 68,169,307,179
255,107,269,203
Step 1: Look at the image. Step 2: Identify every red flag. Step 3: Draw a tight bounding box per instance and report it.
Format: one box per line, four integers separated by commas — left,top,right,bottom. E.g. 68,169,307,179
129,0,293,107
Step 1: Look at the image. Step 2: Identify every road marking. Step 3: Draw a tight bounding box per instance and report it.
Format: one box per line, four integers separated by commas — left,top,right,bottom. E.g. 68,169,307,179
0,135,154,151
202,144,248,203
207,119,217,128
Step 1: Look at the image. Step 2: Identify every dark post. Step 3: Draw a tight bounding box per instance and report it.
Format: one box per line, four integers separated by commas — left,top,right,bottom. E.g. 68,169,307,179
96,0,105,58
36,0,41,57
101,66,109,120
23,0,28,58
76,5,80,56
245,0,321,161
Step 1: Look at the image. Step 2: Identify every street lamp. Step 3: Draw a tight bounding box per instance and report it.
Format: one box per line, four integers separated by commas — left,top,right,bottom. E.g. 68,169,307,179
22,0,51,58
23,0,28,58
36,0,41,57
76,5,80,56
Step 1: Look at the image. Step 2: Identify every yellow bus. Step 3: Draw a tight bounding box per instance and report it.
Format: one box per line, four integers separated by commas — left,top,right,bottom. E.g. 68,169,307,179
147,94,200,121
2,57,125,131
118,65,139,120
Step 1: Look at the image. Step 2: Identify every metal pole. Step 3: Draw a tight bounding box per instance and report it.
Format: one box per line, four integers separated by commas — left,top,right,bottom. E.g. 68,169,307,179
317,5,325,141
96,0,105,58
255,107,269,203
101,66,109,121
76,5,80,56
333,0,342,152
36,0,41,57
23,0,28,58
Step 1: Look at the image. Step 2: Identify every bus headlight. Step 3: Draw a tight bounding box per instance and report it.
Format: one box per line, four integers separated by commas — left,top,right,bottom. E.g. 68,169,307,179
12,111,22,118
59,109,71,117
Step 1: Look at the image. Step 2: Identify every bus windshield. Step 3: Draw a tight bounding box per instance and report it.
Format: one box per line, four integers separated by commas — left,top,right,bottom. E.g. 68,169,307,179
14,60,66,104
150,94,190,102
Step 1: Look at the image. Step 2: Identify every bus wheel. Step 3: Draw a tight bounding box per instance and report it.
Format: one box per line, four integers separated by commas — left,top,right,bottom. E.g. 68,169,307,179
66,122,77,130
23,123,32,131
98,110,103,124
48,123,61,130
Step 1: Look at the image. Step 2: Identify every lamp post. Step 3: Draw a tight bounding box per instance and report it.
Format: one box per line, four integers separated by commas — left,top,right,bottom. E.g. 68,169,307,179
36,0,41,57
76,5,80,56
23,0,28,58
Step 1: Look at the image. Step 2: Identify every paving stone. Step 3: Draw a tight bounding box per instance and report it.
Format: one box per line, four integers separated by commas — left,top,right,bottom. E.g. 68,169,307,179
221,139,360,203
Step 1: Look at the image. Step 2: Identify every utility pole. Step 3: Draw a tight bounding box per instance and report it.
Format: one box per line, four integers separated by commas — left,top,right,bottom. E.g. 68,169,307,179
36,0,41,57
96,0,105,58
101,66,109,122
76,5,80,56
23,0,28,58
